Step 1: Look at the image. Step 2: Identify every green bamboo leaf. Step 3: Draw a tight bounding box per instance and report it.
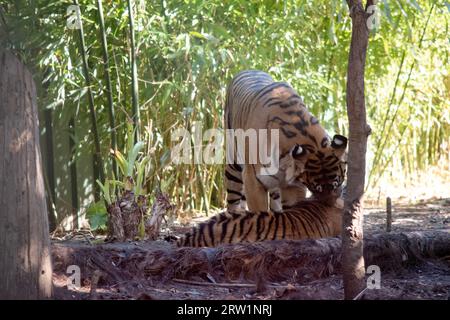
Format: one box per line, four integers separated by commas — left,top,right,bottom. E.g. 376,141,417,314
127,141,145,176
114,150,128,175
328,22,338,45
96,179,111,204
135,156,150,196
189,31,206,40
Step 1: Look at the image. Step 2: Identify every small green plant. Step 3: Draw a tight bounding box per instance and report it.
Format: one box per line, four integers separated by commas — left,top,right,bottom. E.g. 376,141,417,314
112,142,150,195
86,124,153,236
85,201,108,231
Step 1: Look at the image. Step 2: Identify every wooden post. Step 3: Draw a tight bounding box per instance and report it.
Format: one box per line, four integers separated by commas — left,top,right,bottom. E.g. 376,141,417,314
386,197,392,232
0,50,53,299
342,0,374,300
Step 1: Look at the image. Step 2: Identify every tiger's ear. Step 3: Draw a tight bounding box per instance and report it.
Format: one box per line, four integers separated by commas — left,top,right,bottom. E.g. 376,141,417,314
290,144,307,160
331,134,347,159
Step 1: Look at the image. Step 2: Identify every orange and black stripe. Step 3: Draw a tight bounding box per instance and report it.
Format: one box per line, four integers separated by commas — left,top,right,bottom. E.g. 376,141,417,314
177,198,342,247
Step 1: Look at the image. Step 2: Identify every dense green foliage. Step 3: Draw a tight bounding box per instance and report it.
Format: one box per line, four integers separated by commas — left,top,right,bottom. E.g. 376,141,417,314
1,1,449,222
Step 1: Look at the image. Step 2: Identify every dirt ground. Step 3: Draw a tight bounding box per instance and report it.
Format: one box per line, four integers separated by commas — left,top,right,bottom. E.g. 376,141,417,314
51,197,450,300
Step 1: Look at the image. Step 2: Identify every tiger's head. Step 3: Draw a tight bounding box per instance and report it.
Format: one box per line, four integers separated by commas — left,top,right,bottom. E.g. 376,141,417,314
284,134,348,195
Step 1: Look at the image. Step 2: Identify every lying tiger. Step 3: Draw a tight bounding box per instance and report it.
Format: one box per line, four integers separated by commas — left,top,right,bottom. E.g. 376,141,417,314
177,192,343,247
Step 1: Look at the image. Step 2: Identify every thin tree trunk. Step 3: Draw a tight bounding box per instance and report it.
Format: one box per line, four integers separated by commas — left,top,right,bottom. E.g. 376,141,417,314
343,0,373,300
0,50,53,299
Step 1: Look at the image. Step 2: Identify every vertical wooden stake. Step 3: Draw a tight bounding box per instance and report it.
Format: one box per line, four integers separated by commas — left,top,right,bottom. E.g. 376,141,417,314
386,196,392,232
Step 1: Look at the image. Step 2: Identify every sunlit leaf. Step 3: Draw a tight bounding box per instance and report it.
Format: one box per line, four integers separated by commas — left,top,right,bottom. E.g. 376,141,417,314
189,31,206,40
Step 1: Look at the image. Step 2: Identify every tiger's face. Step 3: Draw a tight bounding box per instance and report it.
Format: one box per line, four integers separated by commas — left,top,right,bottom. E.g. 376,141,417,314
288,134,348,195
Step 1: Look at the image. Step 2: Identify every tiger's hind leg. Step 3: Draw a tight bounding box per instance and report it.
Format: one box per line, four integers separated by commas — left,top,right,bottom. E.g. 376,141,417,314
225,163,247,211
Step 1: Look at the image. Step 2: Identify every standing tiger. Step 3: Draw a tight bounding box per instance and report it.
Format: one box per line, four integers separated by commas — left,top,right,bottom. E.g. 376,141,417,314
225,70,347,213
177,191,343,247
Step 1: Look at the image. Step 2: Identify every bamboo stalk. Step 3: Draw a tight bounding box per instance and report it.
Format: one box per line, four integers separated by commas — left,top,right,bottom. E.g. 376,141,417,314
127,0,140,143
432,126,439,165
73,0,105,194
406,141,412,177
374,52,405,143
111,46,125,152
367,50,406,188
42,67,57,231
96,0,118,180
195,162,209,215
69,117,79,229
368,3,435,189
425,101,432,169
43,169,58,232
371,114,412,188
44,108,57,231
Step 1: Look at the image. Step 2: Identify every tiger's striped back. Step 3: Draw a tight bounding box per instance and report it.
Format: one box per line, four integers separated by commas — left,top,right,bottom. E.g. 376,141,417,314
177,198,342,247
225,70,276,131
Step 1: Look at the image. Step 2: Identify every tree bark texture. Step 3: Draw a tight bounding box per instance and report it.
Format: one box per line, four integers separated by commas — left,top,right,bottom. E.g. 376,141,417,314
0,50,53,299
343,0,374,300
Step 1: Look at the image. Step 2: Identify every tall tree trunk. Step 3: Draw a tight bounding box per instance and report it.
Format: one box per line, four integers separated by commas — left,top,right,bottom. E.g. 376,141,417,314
343,0,373,299
0,50,53,299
